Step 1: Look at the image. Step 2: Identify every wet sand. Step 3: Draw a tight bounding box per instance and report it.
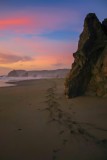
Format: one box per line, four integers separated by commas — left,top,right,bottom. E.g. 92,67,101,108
0,78,107,160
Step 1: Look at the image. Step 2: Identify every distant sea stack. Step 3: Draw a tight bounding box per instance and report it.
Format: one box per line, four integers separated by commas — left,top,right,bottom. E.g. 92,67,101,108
8,70,27,77
8,69,70,78
65,13,107,98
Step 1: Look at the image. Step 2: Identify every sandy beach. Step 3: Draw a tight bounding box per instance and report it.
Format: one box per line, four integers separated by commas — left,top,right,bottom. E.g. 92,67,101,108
0,78,107,160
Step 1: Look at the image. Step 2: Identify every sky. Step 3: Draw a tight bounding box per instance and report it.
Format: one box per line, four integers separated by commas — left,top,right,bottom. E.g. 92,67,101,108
0,0,107,75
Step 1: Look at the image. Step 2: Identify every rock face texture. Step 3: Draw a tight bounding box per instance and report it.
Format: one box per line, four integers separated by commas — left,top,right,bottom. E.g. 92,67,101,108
65,13,107,98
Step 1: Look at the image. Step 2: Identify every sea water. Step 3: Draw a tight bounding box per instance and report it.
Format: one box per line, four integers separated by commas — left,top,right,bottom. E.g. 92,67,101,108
0,76,37,87
0,75,54,87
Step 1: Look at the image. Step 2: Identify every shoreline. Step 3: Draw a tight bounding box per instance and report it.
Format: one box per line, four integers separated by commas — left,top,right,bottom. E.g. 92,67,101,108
0,77,63,88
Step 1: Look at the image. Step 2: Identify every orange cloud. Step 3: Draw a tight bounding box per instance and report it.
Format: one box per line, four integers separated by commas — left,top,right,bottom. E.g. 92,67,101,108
0,51,74,72
0,53,33,64
0,66,12,75
0,36,76,73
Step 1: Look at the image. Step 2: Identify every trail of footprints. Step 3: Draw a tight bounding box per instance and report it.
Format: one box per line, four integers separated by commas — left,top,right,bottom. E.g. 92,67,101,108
45,82,107,159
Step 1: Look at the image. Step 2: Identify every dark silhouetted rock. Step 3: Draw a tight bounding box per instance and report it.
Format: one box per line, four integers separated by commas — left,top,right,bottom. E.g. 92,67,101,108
102,18,107,35
8,70,27,77
65,13,107,98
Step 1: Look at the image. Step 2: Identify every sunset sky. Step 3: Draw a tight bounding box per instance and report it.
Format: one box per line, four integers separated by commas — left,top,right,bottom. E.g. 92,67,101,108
0,0,107,75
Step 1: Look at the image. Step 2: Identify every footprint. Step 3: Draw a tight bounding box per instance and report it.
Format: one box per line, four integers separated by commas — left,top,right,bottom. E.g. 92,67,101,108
53,149,60,153
63,139,68,145
52,155,57,160
18,128,22,131
59,130,64,135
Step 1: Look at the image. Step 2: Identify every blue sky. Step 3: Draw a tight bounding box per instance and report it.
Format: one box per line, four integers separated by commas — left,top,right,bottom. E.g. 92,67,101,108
0,0,107,74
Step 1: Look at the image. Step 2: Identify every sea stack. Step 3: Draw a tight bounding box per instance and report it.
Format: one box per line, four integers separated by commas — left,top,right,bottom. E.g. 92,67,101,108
65,13,107,98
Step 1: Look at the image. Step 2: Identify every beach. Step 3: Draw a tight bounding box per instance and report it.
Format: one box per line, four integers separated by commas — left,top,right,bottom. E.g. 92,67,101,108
0,78,107,160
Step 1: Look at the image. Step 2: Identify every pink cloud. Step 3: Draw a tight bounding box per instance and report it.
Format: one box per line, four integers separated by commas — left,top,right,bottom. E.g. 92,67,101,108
0,17,31,30
0,36,76,70
0,7,80,74
0,8,80,34
0,36,77,56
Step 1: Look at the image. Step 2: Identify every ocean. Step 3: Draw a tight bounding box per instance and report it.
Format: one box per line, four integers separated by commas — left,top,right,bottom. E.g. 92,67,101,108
0,76,37,87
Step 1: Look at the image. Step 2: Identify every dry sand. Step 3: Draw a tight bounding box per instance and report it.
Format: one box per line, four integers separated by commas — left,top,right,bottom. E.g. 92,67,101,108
0,78,107,160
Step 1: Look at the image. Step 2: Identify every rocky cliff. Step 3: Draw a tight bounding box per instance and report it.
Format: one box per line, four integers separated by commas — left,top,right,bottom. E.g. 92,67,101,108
65,13,107,98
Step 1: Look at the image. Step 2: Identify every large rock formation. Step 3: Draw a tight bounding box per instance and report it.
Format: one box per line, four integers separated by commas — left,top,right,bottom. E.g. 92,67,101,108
65,13,107,98
8,70,27,77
